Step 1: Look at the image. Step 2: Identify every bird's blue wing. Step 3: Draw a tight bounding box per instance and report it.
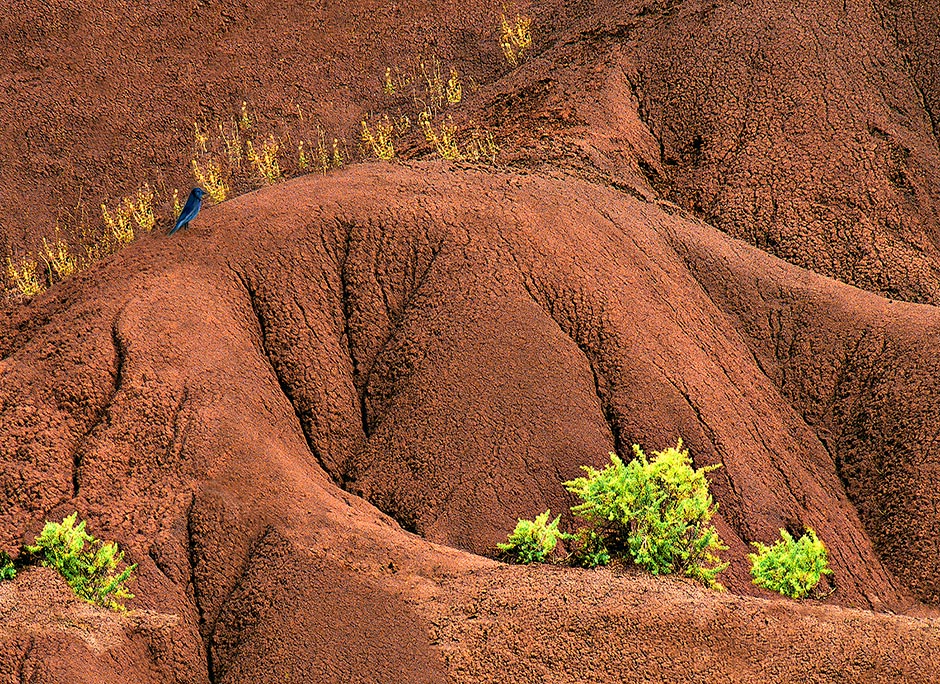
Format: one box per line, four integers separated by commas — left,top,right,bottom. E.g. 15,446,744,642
168,193,202,235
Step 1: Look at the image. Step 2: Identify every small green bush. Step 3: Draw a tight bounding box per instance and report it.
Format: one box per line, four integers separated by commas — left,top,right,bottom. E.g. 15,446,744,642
0,551,15,581
562,527,611,568
497,509,562,564
749,528,832,599
26,512,136,611
565,440,728,588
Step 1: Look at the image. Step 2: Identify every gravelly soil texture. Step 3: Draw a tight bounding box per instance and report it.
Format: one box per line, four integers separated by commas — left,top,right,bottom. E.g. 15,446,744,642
3,165,940,680
2,0,940,681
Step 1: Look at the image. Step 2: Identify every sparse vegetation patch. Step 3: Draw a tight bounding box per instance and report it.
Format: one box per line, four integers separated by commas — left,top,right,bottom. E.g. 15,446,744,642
25,512,136,611
497,509,562,564
40,231,78,281
463,128,500,164
565,441,728,588
5,20,505,300
172,189,184,220
298,128,345,174
419,112,462,160
3,98,349,299
6,255,44,297
101,186,155,246
361,116,397,160
247,135,283,184
191,158,229,204
375,53,499,166
749,528,832,598
446,67,463,104
499,10,533,67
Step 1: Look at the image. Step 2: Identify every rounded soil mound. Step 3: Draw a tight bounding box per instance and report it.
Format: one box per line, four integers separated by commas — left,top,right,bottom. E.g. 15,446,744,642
2,163,940,679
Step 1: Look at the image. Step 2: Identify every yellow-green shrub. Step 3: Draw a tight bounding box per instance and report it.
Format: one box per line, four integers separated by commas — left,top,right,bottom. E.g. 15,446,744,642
26,512,136,611
0,552,14,581
749,528,832,598
497,510,562,564
565,441,728,588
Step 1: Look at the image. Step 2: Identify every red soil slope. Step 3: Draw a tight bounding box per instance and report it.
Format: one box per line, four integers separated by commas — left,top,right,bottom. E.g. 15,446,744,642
4,0,940,303
3,0,940,680
482,0,940,301
2,165,940,680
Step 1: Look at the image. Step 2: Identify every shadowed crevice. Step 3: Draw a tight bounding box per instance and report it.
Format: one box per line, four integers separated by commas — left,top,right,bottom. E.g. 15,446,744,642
70,304,128,498
500,244,625,457
185,493,216,684
335,218,448,441
203,525,278,684
186,495,275,684
16,636,35,684
229,268,337,486
166,384,193,467
335,219,370,440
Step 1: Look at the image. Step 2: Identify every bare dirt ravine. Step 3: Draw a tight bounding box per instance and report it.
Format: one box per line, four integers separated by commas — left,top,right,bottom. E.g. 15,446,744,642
3,0,940,681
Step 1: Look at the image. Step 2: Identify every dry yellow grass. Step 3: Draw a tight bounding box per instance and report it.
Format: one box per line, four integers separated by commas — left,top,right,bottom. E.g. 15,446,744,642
419,111,462,160
499,11,533,66
464,127,500,164
172,189,183,220
238,101,252,131
446,67,463,104
219,121,244,169
191,158,229,203
383,57,466,116
6,255,44,297
5,99,349,298
383,67,397,95
190,103,312,194
101,202,134,245
194,122,210,154
246,136,283,184
361,117,396,160
371,55,498,166
100,186,156,245
421,56,447,114
130,186,155,232
299,128,345,174
40,231,77,280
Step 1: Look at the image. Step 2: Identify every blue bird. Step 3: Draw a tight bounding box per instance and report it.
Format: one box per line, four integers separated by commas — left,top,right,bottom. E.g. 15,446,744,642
168,188,206,235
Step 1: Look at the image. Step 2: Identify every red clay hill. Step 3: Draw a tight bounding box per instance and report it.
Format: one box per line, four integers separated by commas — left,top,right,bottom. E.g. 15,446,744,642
3,1,940,682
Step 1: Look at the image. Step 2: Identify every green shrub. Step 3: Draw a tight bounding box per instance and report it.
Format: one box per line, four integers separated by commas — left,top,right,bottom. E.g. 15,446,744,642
748,528,832,599
25,512,136,611
0,551,15,581
562,527,610,568
497,509,562,564
564,440,728,588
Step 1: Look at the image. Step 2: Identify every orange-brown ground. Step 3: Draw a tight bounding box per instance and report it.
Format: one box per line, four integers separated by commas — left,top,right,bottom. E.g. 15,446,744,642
3,0,940,681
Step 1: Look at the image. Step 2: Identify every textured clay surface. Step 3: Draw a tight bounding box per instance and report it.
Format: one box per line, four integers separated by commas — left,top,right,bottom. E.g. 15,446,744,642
3,165,940,680
3,0,940,681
